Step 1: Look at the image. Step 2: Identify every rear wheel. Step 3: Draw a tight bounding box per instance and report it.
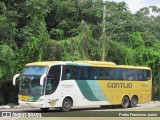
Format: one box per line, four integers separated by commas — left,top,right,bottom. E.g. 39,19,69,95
121,96,130,108
130,96,138,107
61,98,72,112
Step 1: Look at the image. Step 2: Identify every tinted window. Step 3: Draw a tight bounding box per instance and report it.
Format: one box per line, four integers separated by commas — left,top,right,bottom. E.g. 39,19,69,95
62,66,76,80
23,66,48,75
116,69,151,81
62,65,151,81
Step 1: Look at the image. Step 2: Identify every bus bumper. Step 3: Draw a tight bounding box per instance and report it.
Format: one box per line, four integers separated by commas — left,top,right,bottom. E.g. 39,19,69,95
18,100,44,108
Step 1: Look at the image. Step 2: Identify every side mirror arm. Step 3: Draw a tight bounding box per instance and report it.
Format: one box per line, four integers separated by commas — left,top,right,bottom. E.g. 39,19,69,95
13,74,20,85
40,74,47,86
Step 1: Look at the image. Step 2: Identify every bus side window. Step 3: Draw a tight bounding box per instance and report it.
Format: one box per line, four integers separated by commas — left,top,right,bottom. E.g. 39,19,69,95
104,69,113,80
138,70,144,80
110,68,115,80
96,68,100,79
69,68,73,79
116,69,124,80
62,66,79,80
62,66,70,80
76,67,81,79
144,70,150,80
46,78,53,94
146,70,151,80
104,69,109,80
94,68,100,80
81,67,88,79
100,69,104,79
122,69,127,80
89,68,94,79
72,67,77,79
64,68,70,79
115,69,119,80
127,69,134,80
88,67,98,80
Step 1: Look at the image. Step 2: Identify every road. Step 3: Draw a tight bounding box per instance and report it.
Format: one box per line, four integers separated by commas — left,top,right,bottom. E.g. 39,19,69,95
0,102,160,119
0,101,160,112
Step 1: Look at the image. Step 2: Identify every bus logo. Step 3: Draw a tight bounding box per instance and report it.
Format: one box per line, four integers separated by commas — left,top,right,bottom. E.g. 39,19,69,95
107,83,132,88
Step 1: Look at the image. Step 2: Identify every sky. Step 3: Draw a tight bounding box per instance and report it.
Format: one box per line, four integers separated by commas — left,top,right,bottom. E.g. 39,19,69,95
107,0,160,13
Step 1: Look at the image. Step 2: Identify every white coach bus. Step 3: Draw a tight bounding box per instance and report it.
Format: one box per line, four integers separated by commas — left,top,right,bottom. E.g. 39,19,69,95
13,61,152,112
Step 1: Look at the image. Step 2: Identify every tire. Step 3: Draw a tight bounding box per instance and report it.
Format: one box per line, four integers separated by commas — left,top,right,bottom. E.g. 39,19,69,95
61,98,72,112
121,96,130,108
40,108,49,112
130,96,138,107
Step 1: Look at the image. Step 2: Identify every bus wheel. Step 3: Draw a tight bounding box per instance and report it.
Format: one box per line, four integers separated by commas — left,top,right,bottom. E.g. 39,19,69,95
61,97,72,112
40,108,49,112
130,96,138,107
121,96,129,108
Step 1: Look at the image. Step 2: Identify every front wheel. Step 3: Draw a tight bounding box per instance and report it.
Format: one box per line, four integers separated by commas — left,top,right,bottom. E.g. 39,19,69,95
61,98,72,112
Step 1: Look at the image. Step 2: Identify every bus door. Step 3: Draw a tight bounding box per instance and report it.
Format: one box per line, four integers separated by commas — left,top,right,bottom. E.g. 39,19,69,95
44,65,61,107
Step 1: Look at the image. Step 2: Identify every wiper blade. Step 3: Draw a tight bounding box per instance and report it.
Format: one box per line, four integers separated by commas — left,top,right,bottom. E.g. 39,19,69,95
29,84,35,96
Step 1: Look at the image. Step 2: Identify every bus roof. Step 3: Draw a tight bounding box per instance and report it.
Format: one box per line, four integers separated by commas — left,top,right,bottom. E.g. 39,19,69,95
25,61,151,70
116,65,151,70
74,61,150,69
25,61,116,67
74,61,116,66
25,61,65,67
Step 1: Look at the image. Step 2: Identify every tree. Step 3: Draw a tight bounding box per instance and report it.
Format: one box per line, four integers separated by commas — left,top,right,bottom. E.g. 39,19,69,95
79,20,92,59
0,44,15,80
20,0,50,63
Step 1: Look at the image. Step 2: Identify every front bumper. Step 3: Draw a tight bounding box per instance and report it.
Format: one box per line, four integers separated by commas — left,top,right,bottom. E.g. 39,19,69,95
18,100,45,108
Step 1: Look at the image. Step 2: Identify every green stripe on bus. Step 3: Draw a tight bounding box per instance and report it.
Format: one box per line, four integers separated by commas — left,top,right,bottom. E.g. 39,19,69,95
76,80,107,101
76,80,99,101
86,80,108,101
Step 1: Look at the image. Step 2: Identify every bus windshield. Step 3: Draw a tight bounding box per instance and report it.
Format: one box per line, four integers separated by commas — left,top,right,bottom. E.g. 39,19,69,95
23,66,48,75
19,76,44,96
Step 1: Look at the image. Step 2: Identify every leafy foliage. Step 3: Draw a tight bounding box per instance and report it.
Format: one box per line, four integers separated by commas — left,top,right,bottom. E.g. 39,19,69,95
0,44,15,79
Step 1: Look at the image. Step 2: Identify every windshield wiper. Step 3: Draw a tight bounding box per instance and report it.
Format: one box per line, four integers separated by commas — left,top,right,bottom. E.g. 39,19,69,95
29,83,35,96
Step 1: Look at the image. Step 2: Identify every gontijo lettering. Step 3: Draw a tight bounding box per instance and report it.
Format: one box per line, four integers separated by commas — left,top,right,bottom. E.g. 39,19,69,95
107,83,132,88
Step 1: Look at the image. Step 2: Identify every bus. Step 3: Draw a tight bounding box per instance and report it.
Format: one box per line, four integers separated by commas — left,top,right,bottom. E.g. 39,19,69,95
13,61,152,112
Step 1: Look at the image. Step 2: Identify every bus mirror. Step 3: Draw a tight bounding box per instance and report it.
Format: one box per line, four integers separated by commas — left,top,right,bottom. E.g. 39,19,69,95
13,74,20,85
40,74,47,86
